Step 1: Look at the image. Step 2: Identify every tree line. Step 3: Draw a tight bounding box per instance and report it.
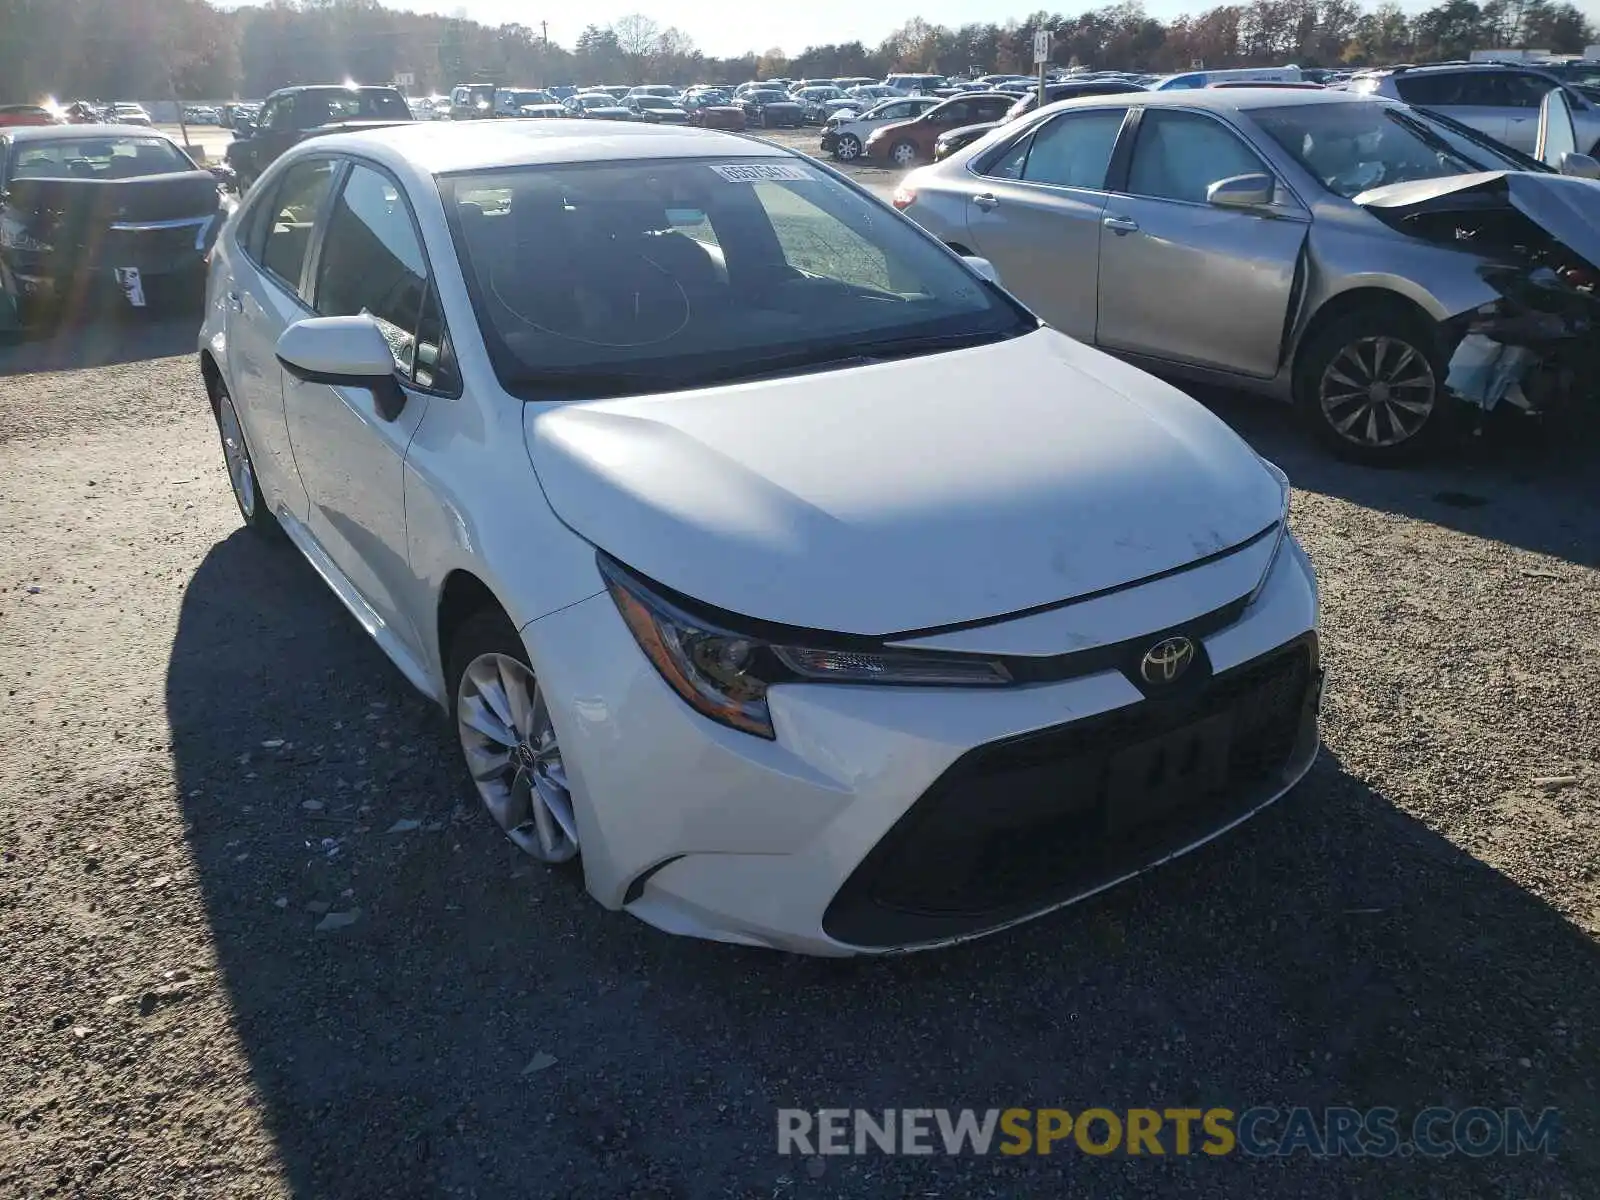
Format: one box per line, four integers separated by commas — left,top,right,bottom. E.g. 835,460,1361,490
1,0,1593,103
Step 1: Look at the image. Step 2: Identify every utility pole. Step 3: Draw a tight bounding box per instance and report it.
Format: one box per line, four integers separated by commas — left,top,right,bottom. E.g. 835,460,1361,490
541,21,549,47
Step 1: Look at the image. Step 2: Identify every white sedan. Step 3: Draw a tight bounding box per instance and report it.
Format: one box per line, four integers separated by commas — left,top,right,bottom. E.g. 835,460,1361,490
197,121,1321,955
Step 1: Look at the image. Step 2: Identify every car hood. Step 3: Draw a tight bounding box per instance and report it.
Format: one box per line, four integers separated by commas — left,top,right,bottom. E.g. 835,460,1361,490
523,329,1282,636
1354,170,1600,272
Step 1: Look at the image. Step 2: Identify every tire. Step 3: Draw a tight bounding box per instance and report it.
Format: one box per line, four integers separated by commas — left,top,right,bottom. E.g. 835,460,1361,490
889,140,919,167
447,607,580,866
834,133,862,161
213,381,283,538
1293,305,1453,465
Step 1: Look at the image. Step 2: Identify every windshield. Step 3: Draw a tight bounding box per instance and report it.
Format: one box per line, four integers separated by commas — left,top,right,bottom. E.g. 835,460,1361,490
577,95,616,109
637,97,678,109
441,157,1030,401
1247,101,1536,198
8,135,193,179
511,92,556,106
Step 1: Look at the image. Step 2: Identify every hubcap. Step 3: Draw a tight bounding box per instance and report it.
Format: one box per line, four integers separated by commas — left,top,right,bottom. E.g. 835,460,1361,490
1319,335,1436,448
892,143,916,166
456,653,578,863
837,137,860,160
217,393,255,517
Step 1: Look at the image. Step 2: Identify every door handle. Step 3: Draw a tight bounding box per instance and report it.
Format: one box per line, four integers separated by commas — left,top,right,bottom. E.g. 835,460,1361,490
225,291,243,313
1103,214,1140,234
972,192,999,210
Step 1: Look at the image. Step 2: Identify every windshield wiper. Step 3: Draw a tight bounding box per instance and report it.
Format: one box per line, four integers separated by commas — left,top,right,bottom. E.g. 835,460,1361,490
505,328,1026,401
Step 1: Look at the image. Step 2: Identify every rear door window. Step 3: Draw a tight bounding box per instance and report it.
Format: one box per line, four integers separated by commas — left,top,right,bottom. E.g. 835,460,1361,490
257,158,337,292
985,109,1127,189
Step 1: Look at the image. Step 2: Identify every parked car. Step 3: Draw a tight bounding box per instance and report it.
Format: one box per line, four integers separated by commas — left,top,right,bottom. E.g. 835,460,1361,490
1153,66,1303,90
493,89,566,119
197,120,1320,954
681,92,746,130
885,73,950,96
1348,62,1600,157
108,103,153,126
740,89,805,128
222,103,260,133
626,85,680,102
449,84,497,120
821,96,940,161
793,86,849,124
0,125,227,321
567,92,635,121
0,105,62,128
628,95,690,124
897,87,1600,461
225,85,412,191
863,93,1018,166
936,80,1148,161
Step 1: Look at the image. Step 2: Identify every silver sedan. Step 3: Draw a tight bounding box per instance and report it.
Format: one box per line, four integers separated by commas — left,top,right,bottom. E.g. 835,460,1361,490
895,87,1597,461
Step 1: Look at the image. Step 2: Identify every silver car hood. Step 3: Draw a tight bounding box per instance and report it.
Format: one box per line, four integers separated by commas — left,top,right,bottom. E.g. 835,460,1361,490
523,329,1282,636
1354,170,1600,272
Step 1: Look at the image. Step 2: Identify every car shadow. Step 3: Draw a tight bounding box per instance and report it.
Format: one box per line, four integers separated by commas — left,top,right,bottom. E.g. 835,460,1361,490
1201,389,1600,571
166,530,1600,1198
0,306,200,376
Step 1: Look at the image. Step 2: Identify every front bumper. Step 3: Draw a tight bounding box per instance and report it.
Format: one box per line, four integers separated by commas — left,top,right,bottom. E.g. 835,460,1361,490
820,129,840,152
524,536,1320,955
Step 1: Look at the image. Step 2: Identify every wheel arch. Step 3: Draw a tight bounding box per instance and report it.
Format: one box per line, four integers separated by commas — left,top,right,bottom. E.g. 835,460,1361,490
437,569,512,676
198,350,223,415
1291,287,1441,385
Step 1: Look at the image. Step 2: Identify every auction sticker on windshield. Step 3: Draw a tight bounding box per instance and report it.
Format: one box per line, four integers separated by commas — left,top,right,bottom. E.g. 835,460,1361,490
709,163,815,183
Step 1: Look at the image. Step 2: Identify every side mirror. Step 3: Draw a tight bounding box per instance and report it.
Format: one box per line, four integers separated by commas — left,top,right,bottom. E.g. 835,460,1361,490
1206,172,1275,208
276,315,407,421
1558,151,1600,179
962,255,1000,284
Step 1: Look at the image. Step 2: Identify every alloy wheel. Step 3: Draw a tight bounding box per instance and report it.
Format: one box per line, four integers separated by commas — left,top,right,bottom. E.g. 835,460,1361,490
890,141,918,167
456,652,578,863
217,392,256,518
1318,335,1437,448
835,135,861,161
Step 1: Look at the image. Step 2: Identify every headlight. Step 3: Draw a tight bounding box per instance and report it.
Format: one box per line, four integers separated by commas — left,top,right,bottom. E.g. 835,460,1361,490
0,224,53,253
599,553,1011,740
1248,455,1292,607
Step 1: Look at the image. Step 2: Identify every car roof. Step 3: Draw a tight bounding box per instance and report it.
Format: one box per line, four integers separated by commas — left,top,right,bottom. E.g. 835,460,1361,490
303,120,787,175
1049,86,1380,114
2,123,178,143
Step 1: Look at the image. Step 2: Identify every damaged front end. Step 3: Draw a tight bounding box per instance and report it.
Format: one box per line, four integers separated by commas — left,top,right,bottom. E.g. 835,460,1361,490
1355,171,1600,421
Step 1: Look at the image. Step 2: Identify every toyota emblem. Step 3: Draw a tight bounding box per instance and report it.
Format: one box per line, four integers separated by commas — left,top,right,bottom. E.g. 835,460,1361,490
1139,636,1195,685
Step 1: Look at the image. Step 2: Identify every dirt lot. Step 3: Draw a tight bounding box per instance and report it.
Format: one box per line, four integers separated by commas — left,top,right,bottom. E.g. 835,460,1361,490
2,210,1599,1194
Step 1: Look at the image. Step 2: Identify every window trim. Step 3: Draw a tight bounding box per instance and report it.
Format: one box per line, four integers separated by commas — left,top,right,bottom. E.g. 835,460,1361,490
306,154,462,399
1109,105,1306,216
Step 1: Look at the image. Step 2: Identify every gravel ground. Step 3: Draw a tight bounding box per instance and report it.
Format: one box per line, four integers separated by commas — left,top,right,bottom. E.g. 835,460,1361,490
2,296,1599,1195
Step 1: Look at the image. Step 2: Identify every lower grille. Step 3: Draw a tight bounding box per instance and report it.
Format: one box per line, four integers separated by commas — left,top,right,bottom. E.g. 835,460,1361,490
822,636,1320,948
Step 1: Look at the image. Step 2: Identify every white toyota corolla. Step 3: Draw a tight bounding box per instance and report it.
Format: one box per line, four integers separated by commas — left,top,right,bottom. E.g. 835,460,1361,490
198,121,1322,955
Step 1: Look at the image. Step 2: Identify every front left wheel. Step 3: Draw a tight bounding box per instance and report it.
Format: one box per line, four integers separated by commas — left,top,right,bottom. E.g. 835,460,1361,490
1294,307,1451,464
448,608,579,864
214,384,282,538
889,140,920,167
